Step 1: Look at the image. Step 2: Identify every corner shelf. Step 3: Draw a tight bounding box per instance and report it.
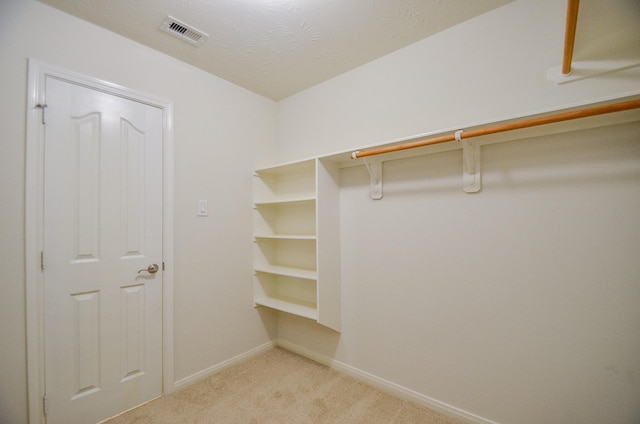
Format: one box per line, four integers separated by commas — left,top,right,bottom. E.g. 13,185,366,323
254,296,318,321
252,158,341,332
254,197,316,206
254,235,316,240
254,265,317,280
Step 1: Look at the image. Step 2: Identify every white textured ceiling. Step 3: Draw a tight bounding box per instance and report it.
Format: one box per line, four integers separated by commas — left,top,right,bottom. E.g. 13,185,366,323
37,0,513,100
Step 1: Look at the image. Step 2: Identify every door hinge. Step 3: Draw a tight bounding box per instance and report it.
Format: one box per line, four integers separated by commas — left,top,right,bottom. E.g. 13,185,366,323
40,251,46,271
36,103,48,125
42,394,48,415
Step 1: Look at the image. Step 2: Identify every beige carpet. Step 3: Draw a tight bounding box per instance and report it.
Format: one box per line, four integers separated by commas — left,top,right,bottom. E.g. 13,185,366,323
104,347,463,424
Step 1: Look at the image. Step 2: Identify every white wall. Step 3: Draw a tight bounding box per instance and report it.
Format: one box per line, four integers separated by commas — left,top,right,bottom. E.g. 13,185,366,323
275,0,640,423
0,1,277,423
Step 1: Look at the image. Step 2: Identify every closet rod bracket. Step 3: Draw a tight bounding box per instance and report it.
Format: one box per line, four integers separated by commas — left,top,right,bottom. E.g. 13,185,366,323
361,157,383,200
462,138,481,193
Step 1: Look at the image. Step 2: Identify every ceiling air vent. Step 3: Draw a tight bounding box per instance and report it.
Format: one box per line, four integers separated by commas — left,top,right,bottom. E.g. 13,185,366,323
159,16,209,46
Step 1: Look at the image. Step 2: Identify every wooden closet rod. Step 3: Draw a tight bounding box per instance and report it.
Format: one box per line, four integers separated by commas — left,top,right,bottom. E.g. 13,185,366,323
562,0,580,75
351,98,640,159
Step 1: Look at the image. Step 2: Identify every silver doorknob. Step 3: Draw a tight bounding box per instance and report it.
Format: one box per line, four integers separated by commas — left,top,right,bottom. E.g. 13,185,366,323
138,264,159,274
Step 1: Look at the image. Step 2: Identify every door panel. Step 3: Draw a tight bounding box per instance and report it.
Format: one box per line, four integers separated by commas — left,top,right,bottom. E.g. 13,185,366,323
44,77,163,424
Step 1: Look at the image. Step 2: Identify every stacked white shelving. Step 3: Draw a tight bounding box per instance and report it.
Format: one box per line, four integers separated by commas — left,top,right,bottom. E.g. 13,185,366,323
253,159,341,332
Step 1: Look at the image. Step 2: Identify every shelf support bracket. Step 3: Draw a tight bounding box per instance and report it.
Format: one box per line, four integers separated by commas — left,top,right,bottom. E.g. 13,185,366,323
362,157,383,200
462,137,481,193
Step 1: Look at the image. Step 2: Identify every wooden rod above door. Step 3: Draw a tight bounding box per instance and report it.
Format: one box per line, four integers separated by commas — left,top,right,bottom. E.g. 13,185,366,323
351,98,640,160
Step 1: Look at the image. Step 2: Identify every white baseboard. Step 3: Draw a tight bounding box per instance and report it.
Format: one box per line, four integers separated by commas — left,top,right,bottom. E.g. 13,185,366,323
276,339,500,424
173,341,276,391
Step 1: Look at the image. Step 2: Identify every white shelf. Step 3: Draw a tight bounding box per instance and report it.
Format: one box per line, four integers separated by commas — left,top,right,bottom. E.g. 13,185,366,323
254,265,317,280
253,158,341,332
254,159,315,177
254,296,318,321
253,200,316,237
254,196,315,206
254,159,316,203
255,234,316,240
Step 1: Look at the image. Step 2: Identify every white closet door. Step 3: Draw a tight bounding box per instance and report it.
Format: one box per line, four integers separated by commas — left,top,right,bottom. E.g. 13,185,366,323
43,76,163,424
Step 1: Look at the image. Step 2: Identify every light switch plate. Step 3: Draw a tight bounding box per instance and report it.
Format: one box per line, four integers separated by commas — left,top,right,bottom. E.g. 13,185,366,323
197,199,208,216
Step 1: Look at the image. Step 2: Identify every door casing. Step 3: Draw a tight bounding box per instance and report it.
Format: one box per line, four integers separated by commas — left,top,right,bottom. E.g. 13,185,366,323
25,60,175,424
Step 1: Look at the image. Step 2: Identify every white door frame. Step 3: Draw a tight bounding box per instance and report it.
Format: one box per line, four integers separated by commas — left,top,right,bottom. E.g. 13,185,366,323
25,60,175,424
